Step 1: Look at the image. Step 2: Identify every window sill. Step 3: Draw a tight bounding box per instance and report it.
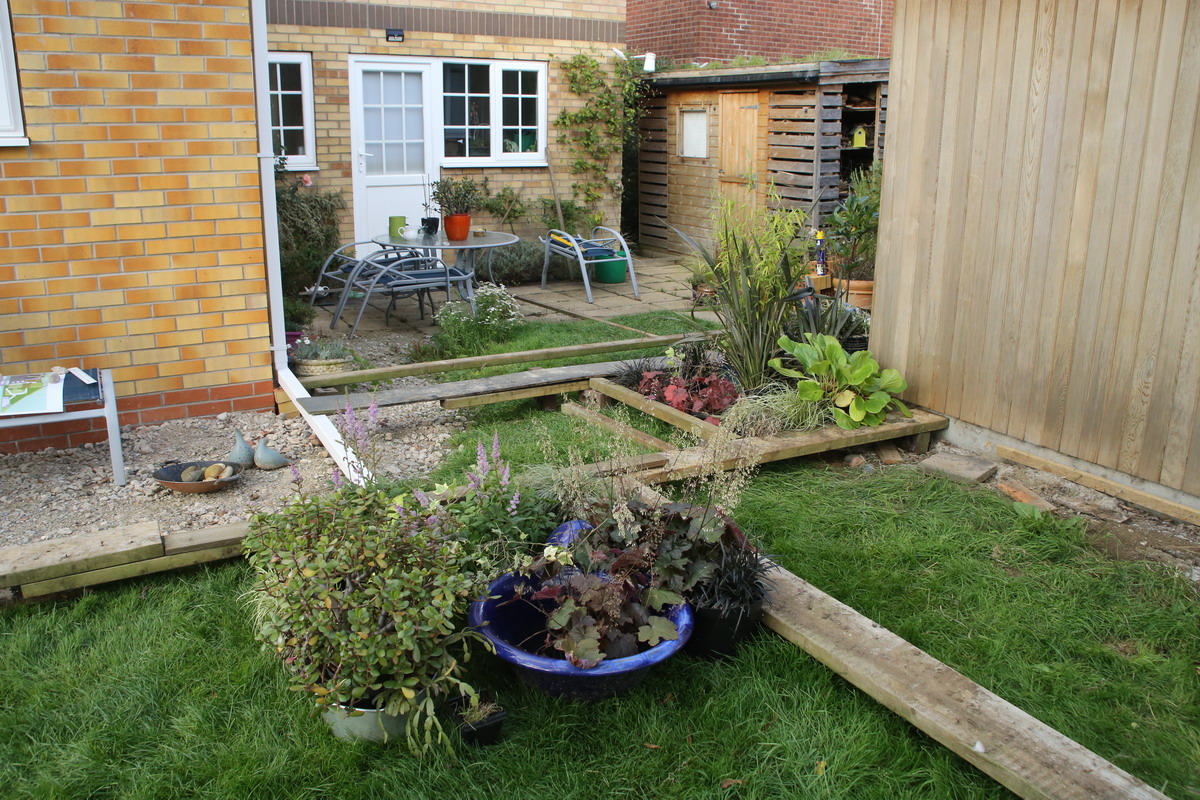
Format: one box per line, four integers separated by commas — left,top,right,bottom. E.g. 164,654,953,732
280,161,318,171
440,157,548,169
0,135,30,147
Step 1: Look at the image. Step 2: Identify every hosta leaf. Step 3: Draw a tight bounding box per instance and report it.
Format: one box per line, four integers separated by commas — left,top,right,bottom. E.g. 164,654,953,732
768,357,805,379
833,389,856,408
877,368,908,394
849,395,867,421
864,391,890,414
637,615,680,646
833,407,860,430
891,397,913,417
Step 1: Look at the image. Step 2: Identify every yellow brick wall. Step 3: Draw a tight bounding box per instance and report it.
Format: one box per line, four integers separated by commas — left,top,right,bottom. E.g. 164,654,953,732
268,16,626,244
0,0,272,404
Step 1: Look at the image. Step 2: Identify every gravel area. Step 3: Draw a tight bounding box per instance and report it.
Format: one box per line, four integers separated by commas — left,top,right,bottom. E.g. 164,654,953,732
0,326,466,550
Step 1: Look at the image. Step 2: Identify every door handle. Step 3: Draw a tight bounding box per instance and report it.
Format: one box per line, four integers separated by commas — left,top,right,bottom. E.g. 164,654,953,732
357,151,374,171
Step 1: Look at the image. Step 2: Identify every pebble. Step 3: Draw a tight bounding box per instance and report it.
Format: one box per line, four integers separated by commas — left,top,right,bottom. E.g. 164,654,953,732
846,455,867,469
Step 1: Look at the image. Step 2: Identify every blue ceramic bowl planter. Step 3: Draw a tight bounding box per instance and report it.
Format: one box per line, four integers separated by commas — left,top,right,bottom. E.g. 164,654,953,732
468,521,694,700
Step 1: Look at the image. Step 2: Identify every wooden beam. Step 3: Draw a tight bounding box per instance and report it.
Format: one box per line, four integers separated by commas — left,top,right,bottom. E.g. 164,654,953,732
162,522,250,556
581,452,669,477
763,566,1168,800
298,360,644,415
20,544,243,598
300,333,700,389
441,380,592,409
514,295,655,335
630,409,950,484
0,522,162,589
995,446,1200,527
561,402,675,451
588,377,719,440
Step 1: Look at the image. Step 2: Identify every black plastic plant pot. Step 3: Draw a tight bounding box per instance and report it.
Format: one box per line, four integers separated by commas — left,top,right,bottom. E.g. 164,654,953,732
686,601,764,660
451,697,508,747
420,216,440,236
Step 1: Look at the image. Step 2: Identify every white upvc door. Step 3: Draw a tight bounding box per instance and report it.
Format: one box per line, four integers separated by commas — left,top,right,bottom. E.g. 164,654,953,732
348,56,435,245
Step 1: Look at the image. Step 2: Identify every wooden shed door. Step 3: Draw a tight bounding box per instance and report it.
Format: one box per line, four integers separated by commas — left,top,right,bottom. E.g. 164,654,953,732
718,92,759,206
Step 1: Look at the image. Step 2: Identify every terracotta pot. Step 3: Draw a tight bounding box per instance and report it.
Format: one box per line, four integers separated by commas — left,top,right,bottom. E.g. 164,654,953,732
443,213,471,241
845,279,874,310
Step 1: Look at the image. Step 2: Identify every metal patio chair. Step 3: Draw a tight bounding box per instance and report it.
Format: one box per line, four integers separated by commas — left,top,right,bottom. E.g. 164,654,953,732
539,226,638,303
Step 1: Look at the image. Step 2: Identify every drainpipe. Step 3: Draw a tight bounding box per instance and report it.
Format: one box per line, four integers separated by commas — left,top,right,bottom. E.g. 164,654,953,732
248,0,366,483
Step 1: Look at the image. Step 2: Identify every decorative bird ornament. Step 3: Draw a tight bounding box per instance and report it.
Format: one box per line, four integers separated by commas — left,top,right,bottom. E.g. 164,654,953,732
254,438,293,470
225,430,255,468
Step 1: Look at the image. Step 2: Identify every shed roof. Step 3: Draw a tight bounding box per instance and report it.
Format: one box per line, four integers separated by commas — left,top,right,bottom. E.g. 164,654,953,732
647,59,889,90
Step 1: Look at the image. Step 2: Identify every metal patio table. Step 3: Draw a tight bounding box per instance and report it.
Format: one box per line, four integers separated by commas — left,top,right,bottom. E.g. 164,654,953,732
371,230,519,284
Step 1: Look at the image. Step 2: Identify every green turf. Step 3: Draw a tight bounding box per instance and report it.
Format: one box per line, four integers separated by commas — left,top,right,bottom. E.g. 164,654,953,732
2,460,1195,799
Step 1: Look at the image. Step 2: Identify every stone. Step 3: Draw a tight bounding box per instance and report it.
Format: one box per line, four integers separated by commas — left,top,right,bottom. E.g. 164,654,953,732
919,452,999,484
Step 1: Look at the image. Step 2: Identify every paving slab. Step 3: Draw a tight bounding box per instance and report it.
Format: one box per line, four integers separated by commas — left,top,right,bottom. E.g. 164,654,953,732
919,452,999,483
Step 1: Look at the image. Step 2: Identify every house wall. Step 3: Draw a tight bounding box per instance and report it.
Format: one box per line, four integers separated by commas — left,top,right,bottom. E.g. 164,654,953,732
1,0,274,453
873,0,1200,500
266,0,627,244
627,0,894,65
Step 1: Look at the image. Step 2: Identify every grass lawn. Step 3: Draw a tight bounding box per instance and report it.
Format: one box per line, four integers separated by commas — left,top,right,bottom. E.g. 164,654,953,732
2,456,1196,799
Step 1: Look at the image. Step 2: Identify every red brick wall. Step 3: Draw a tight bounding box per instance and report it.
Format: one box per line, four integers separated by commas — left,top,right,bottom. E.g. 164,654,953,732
0,379,275,454
628,0,893,64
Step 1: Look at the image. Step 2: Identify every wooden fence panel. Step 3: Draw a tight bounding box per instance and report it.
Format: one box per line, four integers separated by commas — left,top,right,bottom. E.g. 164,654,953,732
875,0,1200,496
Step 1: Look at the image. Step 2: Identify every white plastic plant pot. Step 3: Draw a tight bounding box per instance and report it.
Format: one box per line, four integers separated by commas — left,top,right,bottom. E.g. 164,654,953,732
320,703,409,743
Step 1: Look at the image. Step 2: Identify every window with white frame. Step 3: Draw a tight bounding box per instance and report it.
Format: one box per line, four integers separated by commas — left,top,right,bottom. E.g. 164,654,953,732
442,59,546,166
0,0,27,147
267,52,316,169
679,109,707,158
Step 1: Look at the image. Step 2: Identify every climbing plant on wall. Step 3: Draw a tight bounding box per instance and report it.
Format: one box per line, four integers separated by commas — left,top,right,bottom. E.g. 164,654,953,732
554,54,648,214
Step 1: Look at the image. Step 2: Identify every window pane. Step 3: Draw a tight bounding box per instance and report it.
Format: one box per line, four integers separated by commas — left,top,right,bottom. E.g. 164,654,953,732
444,64,465,93
404,73,422,102
365,145,383,175
444,129,466,157
270,96,281,127
364,107,381,141
502,129,518,152
468,130,489,157
502,70,517,94
282,129,306,156
269,63,279,91
383,73,403,105
521,97,536,125
384,107,403,139
281,94,303,126
468,96,490,124
520,70,537,94
384,142,405,173
405,142,424,170
279,62,302,91
680,110,707,157
502,97,518,126
444,96,465,126
521,129,537,152
468,64,489,93
404,108,422,137
362,72,381,105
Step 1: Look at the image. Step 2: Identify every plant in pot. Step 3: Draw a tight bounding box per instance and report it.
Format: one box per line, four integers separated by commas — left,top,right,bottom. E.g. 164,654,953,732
826,163,881,310
283,296,315,352
448,693,507,747
430,176,483,241
244,485,483,753
289,336,354,377
686,538,774,659
785,280,871,353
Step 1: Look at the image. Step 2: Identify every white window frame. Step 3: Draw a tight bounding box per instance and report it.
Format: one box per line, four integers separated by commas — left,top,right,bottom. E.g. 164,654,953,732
267,51,316,170
0,0,28,147
679,109,708,159
439,58,548,168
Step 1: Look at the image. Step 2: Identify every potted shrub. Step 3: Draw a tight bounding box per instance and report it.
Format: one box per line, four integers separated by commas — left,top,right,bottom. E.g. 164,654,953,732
283,297,315,352
430,176,483,241
289,336,354,377
826,164,881,310
449,693,508,747
244,486,483,751
686,538,774,659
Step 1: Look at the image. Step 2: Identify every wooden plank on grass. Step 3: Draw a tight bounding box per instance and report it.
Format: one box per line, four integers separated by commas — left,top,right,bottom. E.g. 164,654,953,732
875,442,906,464
298,360,639,415
995,446,1200,526
763,565,1168,800
513,296,655,335
20,544,244,598
162,522,249,556
582,452,668,477
631,409,950,484
561,402,675,451
441,380,592,409
0,521,163,589
300,333,699,389
588,377,719,440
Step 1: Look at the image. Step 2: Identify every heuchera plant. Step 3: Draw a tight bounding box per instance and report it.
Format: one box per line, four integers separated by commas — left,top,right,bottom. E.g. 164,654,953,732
638,371,738,419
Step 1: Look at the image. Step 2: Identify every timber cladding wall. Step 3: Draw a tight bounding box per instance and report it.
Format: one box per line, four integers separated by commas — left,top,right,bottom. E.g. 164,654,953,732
873,0,1200,496
0,0,274,444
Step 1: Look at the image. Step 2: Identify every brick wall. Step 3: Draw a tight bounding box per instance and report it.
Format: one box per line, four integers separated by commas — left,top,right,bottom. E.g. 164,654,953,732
628,0,893,64
268,1,627,243
1,0,275,451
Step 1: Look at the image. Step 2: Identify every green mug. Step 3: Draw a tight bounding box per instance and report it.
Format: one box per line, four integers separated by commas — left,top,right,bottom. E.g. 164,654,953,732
388,216,407,237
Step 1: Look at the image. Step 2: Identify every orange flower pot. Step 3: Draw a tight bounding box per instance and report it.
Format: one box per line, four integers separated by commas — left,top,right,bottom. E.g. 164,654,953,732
443,213,471,241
